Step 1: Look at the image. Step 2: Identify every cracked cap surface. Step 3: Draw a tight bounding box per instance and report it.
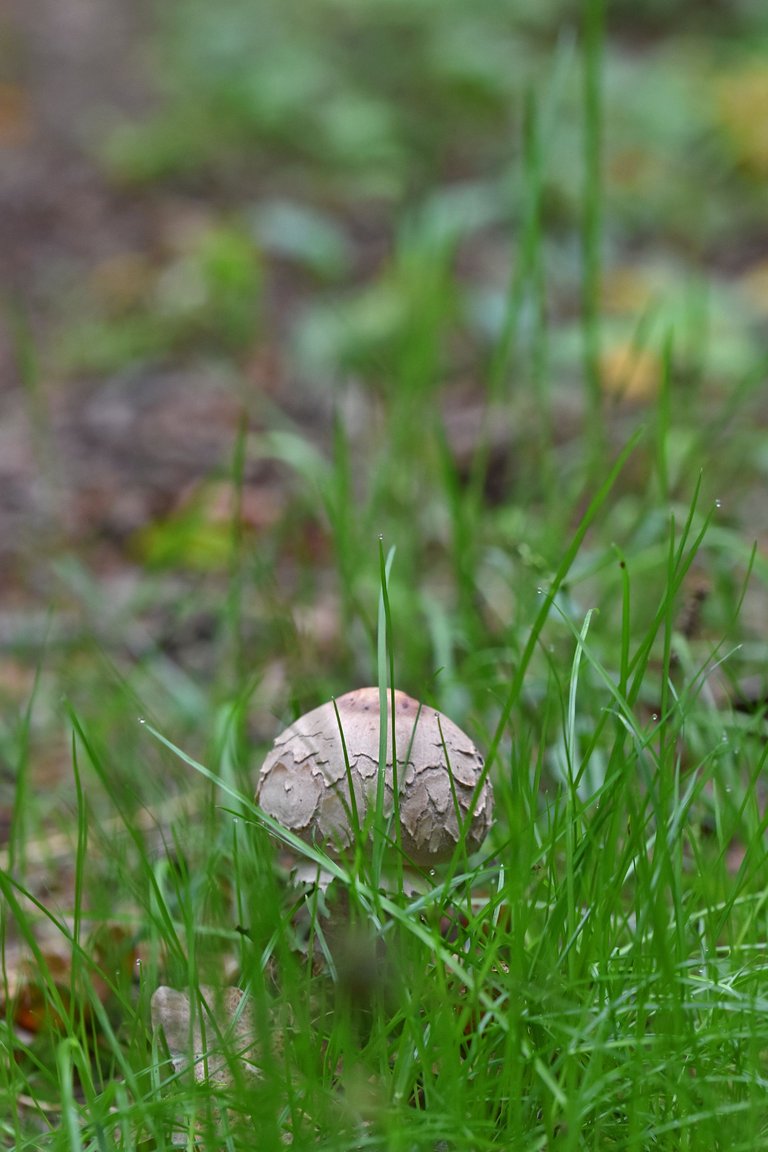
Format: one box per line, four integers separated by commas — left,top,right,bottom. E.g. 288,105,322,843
256,687,493,867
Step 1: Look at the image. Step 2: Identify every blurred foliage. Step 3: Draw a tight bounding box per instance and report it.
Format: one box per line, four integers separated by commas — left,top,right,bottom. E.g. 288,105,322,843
102,0,768,224
74,0,767,389
31,0,768,718
105,0,541,194
58,221,262,373
715,60,768,176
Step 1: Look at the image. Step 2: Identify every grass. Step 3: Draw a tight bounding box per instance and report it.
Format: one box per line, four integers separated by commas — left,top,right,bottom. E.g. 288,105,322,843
4,0,768,1148
5,473,768,1150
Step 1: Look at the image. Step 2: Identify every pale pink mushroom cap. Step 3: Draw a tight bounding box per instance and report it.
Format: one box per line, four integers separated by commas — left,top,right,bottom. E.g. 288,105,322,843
256,687,493,868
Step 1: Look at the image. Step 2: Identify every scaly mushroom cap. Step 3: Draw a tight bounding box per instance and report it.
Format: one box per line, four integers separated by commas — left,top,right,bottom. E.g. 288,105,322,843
256,687,493,867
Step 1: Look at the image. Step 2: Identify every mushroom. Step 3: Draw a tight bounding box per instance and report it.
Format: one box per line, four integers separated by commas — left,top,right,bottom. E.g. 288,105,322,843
256,687,493,873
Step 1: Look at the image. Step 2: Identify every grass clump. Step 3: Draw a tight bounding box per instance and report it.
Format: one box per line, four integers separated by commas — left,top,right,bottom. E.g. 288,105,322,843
5,473,768,1150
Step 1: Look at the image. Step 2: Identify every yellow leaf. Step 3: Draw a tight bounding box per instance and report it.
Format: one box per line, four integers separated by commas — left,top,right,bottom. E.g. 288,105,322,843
600,342,661,404
715,65,768,176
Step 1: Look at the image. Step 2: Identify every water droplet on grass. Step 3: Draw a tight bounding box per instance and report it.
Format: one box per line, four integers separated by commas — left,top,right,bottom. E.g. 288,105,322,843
715,498,722,509
138,717,146,725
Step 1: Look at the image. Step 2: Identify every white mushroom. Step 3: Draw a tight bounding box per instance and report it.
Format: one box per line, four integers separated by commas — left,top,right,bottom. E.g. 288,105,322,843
256,687,493,870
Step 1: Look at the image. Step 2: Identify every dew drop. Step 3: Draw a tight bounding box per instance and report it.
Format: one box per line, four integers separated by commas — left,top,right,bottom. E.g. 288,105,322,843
651,713,658,722
138,717,146,725
715,498,722,509
536,587,543,596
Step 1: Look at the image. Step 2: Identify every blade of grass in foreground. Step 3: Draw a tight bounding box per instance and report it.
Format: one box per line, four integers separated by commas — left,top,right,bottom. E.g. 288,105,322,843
374,540,399,893
64,704,186,964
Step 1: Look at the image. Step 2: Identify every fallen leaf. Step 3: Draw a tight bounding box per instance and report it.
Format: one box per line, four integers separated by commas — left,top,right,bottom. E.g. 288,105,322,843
0,82,32,145
600,341,661,404
601,265,663,316
88,253,156,316
715,65,768,177
10,952,72,1034
739,259,768,319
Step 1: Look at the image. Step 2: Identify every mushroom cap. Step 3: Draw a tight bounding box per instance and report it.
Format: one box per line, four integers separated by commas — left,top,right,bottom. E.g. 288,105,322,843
256,687,493,868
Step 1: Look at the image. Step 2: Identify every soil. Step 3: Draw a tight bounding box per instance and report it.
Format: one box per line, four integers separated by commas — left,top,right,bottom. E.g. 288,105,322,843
0,0,282,596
